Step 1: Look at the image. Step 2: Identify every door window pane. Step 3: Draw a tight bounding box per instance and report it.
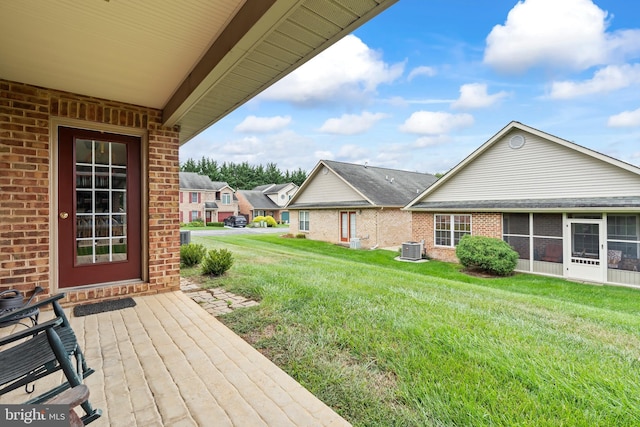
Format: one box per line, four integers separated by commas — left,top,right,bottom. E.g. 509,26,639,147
572,223,599,259
74,140,128,265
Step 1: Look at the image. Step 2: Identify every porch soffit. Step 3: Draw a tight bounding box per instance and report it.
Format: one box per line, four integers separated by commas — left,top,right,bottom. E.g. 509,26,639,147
0,0,398,145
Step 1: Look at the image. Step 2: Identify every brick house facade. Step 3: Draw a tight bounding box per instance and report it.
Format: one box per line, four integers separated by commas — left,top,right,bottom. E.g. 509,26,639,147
1,80,180,303
406,122,640,288
411,212,502,262
287,160,437,249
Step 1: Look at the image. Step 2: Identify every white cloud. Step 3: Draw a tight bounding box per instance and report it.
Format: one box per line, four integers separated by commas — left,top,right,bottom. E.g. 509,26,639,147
549,64,640,99
608,108,640,127
318,111,389,135
314,151,334,160
337,144,369,159
413,135,452,148
483,0,640,73
451,83,509,109
234,115,291,133
399,111,474,135
408,66,437,81
260,35,404,104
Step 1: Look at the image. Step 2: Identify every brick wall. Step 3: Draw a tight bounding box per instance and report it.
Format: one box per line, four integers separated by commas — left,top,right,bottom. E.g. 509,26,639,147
412,212,502,263
288,208,411,249
1,79,180,304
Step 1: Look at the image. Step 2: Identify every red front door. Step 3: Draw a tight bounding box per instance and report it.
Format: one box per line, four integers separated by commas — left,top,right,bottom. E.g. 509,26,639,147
58,127,142,287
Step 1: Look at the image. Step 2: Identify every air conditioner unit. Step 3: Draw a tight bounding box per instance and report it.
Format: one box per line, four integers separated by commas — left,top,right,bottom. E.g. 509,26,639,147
180,230,191,246
350,238,361,249
401,241,423,261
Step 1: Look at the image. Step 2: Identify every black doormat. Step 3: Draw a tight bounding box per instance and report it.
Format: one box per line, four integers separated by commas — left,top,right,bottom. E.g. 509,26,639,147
73,297,136,317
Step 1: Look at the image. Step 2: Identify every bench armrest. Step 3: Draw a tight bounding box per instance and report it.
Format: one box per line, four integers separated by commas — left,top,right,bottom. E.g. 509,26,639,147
0,293,65,325
0,317,64,347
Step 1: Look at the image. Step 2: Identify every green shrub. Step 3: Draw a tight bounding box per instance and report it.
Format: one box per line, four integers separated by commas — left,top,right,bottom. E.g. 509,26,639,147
253,215,265,223
189,218,204,227
201,248,234,276
180,243,206,267
295,233,306,239
455,235,518,276
264,215,277,227
206,222,224,227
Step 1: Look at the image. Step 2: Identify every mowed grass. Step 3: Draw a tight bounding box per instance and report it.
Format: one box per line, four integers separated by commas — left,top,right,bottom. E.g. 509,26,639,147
183,234,640,426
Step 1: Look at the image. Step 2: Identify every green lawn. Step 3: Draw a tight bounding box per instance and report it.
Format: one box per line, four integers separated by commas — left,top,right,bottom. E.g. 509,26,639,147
182,234,640,427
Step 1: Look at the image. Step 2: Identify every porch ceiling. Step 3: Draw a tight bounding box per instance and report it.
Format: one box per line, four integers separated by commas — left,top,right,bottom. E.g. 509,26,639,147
0,0,397,144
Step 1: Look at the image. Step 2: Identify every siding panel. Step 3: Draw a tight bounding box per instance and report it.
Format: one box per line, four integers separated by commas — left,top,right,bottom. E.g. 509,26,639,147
295,166,365,204
427,130,640,202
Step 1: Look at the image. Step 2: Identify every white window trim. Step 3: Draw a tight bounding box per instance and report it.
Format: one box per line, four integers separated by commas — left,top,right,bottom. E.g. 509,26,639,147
434,214,472,248
299,211,310,232
222,193,231,205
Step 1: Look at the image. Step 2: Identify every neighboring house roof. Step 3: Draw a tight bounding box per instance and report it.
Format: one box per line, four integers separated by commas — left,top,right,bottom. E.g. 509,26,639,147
410,197,640,212
263,183,295,194
2,1,398,144
238,190,280,210
406,121,640,211
288,160,437,209
252,184,275,192
179,172,232,191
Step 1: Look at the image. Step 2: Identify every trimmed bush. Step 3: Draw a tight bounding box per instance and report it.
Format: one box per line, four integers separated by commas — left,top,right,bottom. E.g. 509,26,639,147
189,218,204,227
253,215,265,223
180,243,206,267
206,222,224,227
295,233,306,239
201,248,234,276
456,235,518,276
264,215,277,227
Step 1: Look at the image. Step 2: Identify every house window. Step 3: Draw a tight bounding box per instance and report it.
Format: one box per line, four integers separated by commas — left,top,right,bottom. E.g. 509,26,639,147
255,210,265,217
299,211,309,232
503,213,530,260
607,214,640,270
191,211,199,221
435,214,471,247
502,213,563,263
222,193,231,204
190,192,198,203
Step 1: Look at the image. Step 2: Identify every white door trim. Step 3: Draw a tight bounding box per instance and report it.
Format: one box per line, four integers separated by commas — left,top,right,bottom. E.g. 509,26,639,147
564,217,606,283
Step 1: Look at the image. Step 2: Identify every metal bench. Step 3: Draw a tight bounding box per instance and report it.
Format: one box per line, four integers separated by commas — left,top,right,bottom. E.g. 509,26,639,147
0,293,101,425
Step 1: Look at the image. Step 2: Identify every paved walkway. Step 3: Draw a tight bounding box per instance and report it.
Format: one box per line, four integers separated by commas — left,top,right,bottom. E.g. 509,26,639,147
180,277,259,316
2,292,350,427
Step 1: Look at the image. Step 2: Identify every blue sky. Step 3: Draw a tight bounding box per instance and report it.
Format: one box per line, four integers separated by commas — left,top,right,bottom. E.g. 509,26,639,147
179,0,640,176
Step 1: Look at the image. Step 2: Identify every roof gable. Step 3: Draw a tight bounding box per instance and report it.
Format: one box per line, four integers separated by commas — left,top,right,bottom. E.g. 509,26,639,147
238,190,280,209
406,121,640,209
289,160,437,208
179,172,232,191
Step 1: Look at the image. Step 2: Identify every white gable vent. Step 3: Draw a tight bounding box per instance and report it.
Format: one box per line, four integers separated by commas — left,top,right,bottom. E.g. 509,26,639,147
509,134,525,149
401,241,423,261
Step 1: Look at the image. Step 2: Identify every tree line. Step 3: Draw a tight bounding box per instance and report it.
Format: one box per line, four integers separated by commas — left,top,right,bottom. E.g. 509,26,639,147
180,157,308,189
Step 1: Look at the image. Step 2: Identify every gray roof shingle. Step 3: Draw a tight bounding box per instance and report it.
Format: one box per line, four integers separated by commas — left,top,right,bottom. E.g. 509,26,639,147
409,197,640,211
179,172,230,191
320,160,437,207
238,190,280,209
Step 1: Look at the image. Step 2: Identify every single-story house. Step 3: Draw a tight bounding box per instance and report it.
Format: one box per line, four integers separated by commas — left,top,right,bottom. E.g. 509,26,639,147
237,183,298,223
287,160,438,249
405,121,640,288
0,1,397,303
179,172,239,224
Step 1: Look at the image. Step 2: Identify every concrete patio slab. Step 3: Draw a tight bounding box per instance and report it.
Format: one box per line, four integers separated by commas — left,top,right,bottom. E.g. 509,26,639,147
1,292,350,427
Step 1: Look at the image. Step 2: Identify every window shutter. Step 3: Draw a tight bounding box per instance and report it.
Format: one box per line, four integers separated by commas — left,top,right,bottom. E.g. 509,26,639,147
198,192,201,203
180,211,183,222
180,192,183,203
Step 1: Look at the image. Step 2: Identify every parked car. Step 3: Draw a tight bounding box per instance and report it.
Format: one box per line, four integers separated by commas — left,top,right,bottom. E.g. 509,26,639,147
223,215,247,228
